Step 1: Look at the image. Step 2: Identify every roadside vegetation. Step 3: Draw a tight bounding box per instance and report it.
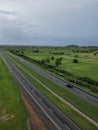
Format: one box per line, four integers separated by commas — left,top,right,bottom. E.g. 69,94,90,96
8,45,98,95
0,57,27,130
6,53,98,130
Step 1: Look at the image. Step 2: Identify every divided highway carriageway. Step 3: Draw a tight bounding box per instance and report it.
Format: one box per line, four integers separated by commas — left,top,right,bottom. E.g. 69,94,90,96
1,54,80,130
10,53,98,107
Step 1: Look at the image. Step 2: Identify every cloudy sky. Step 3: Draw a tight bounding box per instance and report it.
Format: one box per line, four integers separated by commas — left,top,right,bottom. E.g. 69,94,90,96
0,0,98,46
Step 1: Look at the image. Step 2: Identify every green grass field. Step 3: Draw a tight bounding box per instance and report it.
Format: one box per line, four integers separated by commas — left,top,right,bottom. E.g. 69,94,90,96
24,47,98,81
7,53,98,130
60,55,98,81
0,57,27,130
20,47,98,95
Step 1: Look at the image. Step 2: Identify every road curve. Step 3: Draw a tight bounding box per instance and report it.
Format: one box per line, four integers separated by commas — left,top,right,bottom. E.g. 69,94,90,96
9,53,98,107
1,54,80,130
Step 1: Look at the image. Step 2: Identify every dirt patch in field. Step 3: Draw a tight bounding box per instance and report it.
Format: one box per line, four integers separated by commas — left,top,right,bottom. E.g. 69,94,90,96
21,91,48,130
2,109,6,115
0,114,14,122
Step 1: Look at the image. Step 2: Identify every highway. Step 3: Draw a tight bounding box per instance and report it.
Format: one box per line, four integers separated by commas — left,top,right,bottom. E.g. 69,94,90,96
10,53,98,107
1,54,80,130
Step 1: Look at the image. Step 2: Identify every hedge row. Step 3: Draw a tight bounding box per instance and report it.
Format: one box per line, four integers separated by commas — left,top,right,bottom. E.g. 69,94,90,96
10,50,98,93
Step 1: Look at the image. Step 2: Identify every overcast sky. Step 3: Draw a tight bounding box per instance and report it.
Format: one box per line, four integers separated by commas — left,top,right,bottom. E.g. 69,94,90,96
0,0,98,46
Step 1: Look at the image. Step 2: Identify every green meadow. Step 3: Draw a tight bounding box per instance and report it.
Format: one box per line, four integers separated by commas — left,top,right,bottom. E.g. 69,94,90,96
24,47,98,81
0,57,27,130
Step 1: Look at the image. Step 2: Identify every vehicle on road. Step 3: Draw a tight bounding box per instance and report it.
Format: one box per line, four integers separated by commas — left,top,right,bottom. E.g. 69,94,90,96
66,84,73,88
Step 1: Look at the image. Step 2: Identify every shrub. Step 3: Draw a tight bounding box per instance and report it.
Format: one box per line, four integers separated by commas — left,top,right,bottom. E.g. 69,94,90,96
73,58,78,63
51,56,55,60
45,57,50,63
55,57,63,67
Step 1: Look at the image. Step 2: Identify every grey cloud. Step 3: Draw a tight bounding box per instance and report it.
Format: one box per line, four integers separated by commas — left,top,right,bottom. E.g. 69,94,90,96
0,0,98,46
0,10,18,24
0,10,17,15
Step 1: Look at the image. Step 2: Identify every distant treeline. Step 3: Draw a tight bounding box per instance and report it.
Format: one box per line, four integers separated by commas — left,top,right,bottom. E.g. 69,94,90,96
65,45,98,53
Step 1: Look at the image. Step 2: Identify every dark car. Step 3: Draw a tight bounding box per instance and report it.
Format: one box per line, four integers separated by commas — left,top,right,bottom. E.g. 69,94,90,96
66,84,73,88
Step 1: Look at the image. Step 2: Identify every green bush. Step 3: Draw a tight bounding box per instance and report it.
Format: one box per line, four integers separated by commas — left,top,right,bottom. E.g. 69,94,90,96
73,58,78,63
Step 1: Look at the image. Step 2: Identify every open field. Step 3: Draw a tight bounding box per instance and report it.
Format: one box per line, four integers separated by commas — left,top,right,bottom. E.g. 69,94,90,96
9,46,98,95
24,47,98,81
0,56,27,130
6,53,98,130
25,50,98,81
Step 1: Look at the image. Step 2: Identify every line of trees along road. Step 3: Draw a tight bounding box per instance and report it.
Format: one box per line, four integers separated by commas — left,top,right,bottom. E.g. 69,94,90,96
9,49,98,94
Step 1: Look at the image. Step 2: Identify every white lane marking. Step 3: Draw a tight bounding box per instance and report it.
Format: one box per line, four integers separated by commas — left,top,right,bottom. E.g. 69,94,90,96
15,74,61,130
13,58,98,128
49,108,53,113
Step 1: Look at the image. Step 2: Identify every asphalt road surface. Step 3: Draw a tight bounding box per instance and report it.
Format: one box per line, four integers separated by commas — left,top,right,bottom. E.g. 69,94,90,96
1,54,80,130
10,53,98,107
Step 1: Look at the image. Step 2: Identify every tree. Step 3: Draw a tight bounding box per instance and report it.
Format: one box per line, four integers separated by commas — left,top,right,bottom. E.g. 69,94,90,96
45,57,50,63
41,59,45,64
55,57,63,67
32,49,39,53
94,52,97,56
73,58,78,63
51,56,55,60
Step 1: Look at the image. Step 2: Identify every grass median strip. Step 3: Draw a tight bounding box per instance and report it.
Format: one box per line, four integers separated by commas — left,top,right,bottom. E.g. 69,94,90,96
0,57,27,130
6,53,98,130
